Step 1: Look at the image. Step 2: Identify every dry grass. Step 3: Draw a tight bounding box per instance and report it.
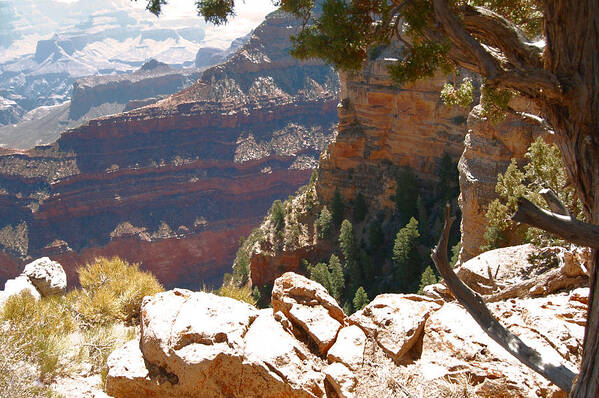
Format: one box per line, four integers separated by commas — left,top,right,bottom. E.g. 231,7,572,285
216,285,258,307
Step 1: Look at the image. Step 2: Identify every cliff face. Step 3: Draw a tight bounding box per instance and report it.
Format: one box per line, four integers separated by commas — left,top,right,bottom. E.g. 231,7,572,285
0,10,339,288
317,47,466,209
458,99,547,262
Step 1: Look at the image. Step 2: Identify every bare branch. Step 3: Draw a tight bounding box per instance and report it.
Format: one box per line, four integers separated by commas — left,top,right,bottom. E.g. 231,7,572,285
539,188,570,216
512,197,599,248
432,204,576,392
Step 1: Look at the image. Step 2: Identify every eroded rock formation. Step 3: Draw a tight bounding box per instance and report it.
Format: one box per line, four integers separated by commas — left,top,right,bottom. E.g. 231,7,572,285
0,10,339,288
107,248,588,398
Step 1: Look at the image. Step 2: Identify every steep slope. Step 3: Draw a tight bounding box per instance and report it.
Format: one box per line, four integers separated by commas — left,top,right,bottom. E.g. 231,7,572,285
0,10,339,288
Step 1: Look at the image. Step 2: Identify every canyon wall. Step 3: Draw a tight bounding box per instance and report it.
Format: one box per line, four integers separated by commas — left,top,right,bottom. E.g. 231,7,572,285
0,10,339,288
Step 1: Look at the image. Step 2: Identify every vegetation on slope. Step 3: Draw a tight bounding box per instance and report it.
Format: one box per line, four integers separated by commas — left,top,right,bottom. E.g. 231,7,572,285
0,257,163,396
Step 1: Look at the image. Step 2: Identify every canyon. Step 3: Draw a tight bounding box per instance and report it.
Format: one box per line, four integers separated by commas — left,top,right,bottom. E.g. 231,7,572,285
0,10,339,288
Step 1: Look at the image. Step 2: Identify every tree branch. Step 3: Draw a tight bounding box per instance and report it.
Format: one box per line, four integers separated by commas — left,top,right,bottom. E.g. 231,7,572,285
432,204,576,392
512,197,599,248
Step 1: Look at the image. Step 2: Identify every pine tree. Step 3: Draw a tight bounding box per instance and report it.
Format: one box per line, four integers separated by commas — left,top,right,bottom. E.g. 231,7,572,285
316,206,332,239
271,200,285,232
352,287,369,312
392,217,421,292
417,266,438,295
328,254,344,302
339,219,356,266
308,262,331,292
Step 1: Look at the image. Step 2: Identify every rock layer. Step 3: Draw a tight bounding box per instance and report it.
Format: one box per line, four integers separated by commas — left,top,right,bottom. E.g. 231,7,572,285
0,10,339,288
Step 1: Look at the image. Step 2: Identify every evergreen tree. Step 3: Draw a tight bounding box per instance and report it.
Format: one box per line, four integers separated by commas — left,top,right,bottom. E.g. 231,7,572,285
417,266,438,295
308,262,331,292
352,287,369,312
331,189,344,227
309,169,318,186
328,254,345,302
271,200,285,232
367,219,384,250
316,206,332,239
339,219,356,266
392,217,421,292
395,167,419,225
353,193,368,223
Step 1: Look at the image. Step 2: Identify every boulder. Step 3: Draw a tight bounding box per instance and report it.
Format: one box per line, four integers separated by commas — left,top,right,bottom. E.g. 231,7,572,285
272,272,345,355
23,257,67,296
326,325,366,371
1,275,41,304
349,294,441,362
106,289,326,398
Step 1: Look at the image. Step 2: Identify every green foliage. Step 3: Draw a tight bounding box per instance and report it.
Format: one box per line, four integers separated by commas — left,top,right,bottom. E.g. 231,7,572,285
331,189,344,227
339,219,356,265
480,84,513,123
395,167,419,225
271,200,286,232
217,285,258,307
484,138,582,249
310,169,318,186
392,217,421,292
316,206,333,239
417,265,438,294
352,286,369,312
307,254,345,303
233,246,250,285
440,77,474,108
388,41,453,85
353,193,368,223
72,257,164,326
196,0,234,25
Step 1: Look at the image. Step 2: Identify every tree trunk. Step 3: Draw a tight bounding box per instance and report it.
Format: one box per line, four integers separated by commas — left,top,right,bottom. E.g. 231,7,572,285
542,1,599,396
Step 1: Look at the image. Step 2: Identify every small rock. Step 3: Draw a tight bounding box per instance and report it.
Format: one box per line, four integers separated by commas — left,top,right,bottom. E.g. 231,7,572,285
327,325,366,370
23,257,67,296
323,363,356,398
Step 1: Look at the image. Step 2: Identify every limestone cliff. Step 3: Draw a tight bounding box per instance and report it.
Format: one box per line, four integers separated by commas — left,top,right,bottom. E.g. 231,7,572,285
0,10,339,289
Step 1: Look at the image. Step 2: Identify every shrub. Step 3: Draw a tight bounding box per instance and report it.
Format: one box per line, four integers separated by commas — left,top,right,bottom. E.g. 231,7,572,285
271,200,285,232
72,257,164,326
1,292,75,378
217,285,257,307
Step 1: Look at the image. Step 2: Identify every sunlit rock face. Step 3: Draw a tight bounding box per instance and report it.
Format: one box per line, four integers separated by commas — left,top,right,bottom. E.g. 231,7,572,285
0,10,339,289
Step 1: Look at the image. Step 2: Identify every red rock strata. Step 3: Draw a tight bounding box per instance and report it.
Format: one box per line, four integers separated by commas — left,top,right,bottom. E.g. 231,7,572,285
0,10,339,288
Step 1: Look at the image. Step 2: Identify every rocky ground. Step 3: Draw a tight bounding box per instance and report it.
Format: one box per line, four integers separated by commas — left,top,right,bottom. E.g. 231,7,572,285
105,244,588,398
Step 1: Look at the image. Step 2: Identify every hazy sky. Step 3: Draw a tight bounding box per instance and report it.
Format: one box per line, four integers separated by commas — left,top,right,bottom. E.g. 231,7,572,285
54,0,278,48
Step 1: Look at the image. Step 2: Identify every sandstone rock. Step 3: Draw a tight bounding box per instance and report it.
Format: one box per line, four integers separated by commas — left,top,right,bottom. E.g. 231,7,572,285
323,363,356,398
458,103,546,263
327,325,366,371
272,272,345,355
23,257,67,296
1,275,41,303
107,289,326,398
421,297,583,397
349,294,441,362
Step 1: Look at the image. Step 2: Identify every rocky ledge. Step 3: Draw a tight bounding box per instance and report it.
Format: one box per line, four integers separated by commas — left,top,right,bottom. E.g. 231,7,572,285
106,244,588,397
